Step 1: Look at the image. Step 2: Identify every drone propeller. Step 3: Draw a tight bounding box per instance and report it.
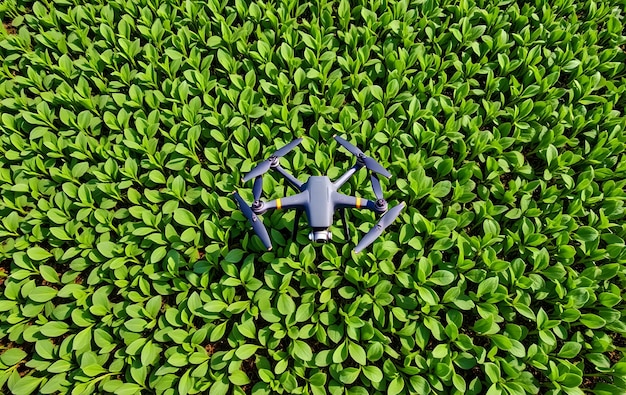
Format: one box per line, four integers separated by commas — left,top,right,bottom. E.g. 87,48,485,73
242,138,303,182
252,176,263,202
371,174,384,201
354,202,405,253
334,135,392,178
233,192,272,250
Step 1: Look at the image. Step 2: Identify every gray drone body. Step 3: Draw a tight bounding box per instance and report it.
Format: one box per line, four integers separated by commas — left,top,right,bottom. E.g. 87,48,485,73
304,176,335,229
233,136,405,253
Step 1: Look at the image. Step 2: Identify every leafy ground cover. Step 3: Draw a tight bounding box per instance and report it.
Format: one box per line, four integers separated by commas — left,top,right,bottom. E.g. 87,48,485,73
1,0,626,394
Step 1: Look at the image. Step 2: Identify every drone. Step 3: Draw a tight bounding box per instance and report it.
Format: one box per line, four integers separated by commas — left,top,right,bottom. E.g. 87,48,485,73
232,135,405,253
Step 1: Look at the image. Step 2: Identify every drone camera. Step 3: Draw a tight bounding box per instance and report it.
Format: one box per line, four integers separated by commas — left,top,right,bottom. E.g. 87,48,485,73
308,230,332,243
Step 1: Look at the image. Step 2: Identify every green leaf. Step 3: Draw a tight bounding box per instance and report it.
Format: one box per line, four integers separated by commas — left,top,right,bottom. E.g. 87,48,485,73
558,342,582,358
362,365,383,382
9,376,42,395
150,246,168,263
27,246,52,261
229,370,250,386
29,286,58,303
39,265,60,284
333,341,348,363
174,208,197,227
124,318,148,332
73,327,93,351
209,376,230,394
235,344,260,360
292,340,312,361
560,373,582,388
484,362,500,383
114,383,143,395
225,249,244,263
410,376,430,393
388,376,405,395
97,241,117,258
431,181,452,197
579,313,606,329
83,364,107,377
277,294,296,316
563,59,580,72
141,342,160,366
1,348,27,365
40,322,70,337
168,352,188,367
477,277,499,298
369,85,383,101
339,367,360,384
367,342,383,361
490,334,512,350
575,226,599,242
348,342,367,365
295,303,314,323
429,270,455,286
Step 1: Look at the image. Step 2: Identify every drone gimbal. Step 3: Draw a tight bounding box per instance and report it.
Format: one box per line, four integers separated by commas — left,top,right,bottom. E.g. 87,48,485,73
233,135,405,253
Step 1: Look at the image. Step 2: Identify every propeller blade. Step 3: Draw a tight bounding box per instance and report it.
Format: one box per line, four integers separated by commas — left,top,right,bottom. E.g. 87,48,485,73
233,191,254,218
242,139,302,182
335,135,391,178
363,156,392,178
371,174,384,200
252,176,263,202
379,202,405,228
250,217,272,250
334,135,364,156
354,202,405,253
242,160,272,182
233,192,272,250
274,138,302,158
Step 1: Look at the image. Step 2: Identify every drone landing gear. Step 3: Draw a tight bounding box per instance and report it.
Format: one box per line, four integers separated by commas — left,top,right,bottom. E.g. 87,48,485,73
292,210,302,242
339,208,350,239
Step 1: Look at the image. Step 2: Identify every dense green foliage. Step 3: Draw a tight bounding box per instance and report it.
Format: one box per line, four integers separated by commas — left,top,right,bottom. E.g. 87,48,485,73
1,0,626,394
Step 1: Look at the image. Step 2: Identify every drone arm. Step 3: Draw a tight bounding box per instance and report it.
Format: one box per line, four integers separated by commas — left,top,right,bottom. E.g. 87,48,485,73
274,164,303,191
333,192,384,213
256,192,307,214
333,163,365,190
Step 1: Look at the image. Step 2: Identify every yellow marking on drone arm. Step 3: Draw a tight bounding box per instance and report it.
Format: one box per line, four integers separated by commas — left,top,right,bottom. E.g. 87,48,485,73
356,197,361,208
276,198,282,209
